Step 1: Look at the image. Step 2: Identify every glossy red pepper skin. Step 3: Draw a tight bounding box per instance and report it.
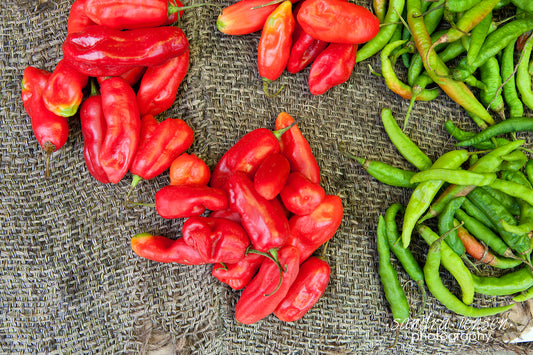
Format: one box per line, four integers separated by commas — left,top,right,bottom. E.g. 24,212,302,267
170,153,211,186
137,50,189,116
254,153,291,200
280,172,325,215
258,1,295,82
285,195,343,263
274,256,330,321
155,185,229,219
227,172,290,252
182,217,249,264
234,245,300,324
131,233,206,264
274,112,320,184
67,0,96,34
63,25,189,76
212,253,264,290
308,43,358,95
98,77,141,184
209,209,242,224
210,128,281,189
297,0,379,44
129,115,194,181
97,66,146,86
42,60,88,117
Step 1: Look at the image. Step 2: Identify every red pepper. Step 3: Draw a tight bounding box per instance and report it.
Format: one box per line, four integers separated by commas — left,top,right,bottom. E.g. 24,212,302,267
280,172,325,215
155,185,229,219
234,245,300,324
226,172,290,253
285,195,343,263
164,0,186,25
209,209,242,224
137,50,189,116
97,66,146,86
254,152,291,200
271,195,292,219
182,217,250,264
21,66,69,178
212,253,264,290
297,0,379,44
98,77,141,184
62,25,189,76
67,0,96,34
79,81,110,183
131,233,206,264
274,256,330,321
42,59,88,117
274,112,320,184
170,153,211,186
258,1,295,88
308,43,358,95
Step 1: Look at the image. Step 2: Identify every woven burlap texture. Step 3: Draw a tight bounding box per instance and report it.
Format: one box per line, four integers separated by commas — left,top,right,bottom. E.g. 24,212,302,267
2,0,533,354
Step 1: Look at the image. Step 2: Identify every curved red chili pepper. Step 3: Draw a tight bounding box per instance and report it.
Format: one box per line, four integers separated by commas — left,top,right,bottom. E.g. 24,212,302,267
308,43,358,96
234,245,300,324
62,25,189,76
21,66,69,178
212,253,264,290
67,0,96,34
42,59,88,117
137,49,189,117
97,66,146,87
254,152,291,200
280,172,325,215
274,112,320,184
131,233,206,265
155,185,229,219
98,77,141,184
170,153,211,186
274,256,330,321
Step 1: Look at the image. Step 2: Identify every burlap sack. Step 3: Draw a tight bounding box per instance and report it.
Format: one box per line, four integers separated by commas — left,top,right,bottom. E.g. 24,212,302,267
2,0,533,353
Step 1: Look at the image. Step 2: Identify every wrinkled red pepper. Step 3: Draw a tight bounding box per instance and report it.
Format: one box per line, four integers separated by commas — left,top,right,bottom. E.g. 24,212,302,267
170,153,211,186
212,253,264,290
274,112,320,184
131,233,206,264
297,0,379,44
308,43,358,95
254,152,291,200
137,50,189,116
97,66,146,86
234,245,300,324
67,0,96,34
226,172,290,253
98,77,141,184
274,256,330,321
42,59,88,117
280,172,325,215
63,25,189,76
155,185,228,219
21,66,69,178
285,195,343,263
182,217,249,264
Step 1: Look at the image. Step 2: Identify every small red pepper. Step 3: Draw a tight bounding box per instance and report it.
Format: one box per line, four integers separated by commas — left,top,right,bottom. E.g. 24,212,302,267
308,43,358,96
212,253,264,290
131,233,206,264
164,0,186,25
137,50,189,117
234,245,300,324
209,209,242,224
226,171,290,253
274,256,330,322
97,66,146,86
285,195,343,263
21,66,69,178
98,77,141,184
182,217,250,264
42,59,88,117
274,112,320,184
67,0,96,34
155,185,229,219
254,152,291,200
62,25,189,76
280,172,325,215
170,153,211,186
297,0,379,44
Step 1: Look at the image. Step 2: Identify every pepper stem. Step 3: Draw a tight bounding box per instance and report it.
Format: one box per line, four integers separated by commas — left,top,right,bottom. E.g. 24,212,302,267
262,78,284,98
89,78,99,96
246,247,285,296
271,120,297,140
251,0,285,10
124,174,144,208
43,142,56,179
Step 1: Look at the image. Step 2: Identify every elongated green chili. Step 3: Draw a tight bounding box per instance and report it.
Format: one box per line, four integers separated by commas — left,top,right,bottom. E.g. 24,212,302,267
479,57,505,117
444,120,510,150
438,197,466,255
462,198,498,231
472,266,533,296
480,186,521,216
490,178,533,207
501,38,524,118
410,169,497,186
526,159,533,186
513,286,533,302
467,11,492,67
373,0,387,23
446,0,482,12
517,33,533,110
455,118,533,147
512,0,533,12
499,150,528,172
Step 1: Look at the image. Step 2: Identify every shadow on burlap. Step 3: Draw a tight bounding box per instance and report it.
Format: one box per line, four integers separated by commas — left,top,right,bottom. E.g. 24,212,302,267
1,0,533,353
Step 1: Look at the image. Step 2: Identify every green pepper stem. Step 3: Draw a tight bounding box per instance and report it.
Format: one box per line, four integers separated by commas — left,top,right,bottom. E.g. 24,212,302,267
246,247,285,296
43,142,56,180
124,174,144,208
251,0,285,10
271,120,297,140
262,78,284,98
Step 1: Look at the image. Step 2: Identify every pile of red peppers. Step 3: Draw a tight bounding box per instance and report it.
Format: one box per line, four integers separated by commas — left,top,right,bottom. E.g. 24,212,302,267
217,0,380,95
131,112,343,324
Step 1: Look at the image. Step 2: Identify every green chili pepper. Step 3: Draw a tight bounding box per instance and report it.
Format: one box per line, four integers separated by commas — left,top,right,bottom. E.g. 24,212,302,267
446,0,482,12
455,119,533,147
526,159,533,186
501,38,524,118
490,178,533,208
513,286,533,302
512,0,533,12
444,120,510,150
499,150,528,172
480,186,521,216
501,170,533,237
479,57,505,118
472,266,533,296
438,197,466,255
517,33,533,110
373,0,387,23
466,11,493,67
410,169,497,186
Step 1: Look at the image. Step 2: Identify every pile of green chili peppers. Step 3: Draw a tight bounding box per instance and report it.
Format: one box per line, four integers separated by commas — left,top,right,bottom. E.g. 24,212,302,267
358,0,533,131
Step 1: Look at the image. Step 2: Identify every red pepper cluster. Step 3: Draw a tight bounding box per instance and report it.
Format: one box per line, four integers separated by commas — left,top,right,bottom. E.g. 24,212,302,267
131,112,343,324
21,0,191,180
216,0,379,95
